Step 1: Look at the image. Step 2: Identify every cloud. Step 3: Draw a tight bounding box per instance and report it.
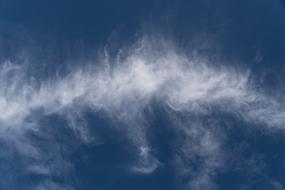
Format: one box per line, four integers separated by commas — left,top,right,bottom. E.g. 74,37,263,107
34,181,75,190
0,36,284,189
131,146,161,174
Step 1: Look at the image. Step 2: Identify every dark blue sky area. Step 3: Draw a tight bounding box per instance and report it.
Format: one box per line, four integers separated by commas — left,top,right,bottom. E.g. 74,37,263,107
0,0,285,71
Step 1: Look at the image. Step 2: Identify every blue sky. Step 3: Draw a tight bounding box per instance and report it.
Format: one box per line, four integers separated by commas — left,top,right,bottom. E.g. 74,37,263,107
0,0,285,190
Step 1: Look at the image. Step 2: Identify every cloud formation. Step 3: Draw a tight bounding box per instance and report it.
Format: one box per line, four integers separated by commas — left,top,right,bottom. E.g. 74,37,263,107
0,37,284,189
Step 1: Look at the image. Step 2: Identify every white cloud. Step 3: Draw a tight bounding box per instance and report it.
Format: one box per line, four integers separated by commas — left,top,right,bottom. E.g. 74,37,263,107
131,146,160,174
0,37,284,188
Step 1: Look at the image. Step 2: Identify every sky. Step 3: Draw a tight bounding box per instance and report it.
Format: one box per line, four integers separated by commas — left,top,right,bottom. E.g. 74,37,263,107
0,0,285,190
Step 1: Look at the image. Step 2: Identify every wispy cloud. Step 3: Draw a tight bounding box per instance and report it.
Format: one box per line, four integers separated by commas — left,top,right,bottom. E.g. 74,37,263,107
34,181,75,190
0,36,284,189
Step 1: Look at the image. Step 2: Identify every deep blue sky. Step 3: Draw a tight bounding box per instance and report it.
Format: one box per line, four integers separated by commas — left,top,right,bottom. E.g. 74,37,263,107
0,1,285,190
